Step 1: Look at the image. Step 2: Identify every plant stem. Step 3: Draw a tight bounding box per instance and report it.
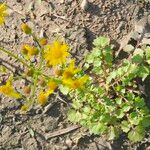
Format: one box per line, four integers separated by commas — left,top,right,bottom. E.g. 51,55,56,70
30,34,44,104
31,34,41,48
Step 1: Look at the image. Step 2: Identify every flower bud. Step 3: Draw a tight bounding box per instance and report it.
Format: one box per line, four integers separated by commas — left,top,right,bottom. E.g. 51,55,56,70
21,23,32,34
39,38,48,46
23,86,31,95
38,79,46,87
25,69,34,77
21,44,39,56
30,47,39,55
55,70,62,76
21,45,28,55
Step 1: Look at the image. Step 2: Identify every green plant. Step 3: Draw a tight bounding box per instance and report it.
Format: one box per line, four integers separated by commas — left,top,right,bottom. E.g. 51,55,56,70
67,37,150,142
1,2,150,143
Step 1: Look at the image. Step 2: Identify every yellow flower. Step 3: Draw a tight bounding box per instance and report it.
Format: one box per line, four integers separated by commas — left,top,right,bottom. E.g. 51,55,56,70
62,60,80,79
63,75,89,89
21,44,38,56
21,23,32,34
44,40,69,67
0,3,7,25
37,91,49,105
38,81,57,105
0,80,21,98
46,80,57,95
48,80,57,91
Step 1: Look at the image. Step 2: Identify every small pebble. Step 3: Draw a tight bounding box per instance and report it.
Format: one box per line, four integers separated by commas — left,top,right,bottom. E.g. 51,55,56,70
60,0,65,3
65,138,73,147
80,0,89,11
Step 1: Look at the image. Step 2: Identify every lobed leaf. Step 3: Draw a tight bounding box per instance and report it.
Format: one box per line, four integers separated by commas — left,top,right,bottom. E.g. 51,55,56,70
93,37,110,47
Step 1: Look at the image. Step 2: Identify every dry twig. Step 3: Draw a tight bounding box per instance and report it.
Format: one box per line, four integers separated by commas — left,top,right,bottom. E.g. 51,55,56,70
45,125,80,140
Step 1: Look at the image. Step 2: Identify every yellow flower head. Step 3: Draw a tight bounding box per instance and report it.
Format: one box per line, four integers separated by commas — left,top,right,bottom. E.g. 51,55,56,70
62,60,81,79
48,80,57,91
46,80,57,95
44,40,70,67
37,91,48,105
0,3,7,25
21,44,38,56
63,75,89,89
0,80,21,98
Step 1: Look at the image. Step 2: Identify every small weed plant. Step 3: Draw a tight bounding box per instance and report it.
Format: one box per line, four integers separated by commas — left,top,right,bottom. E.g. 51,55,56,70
67,37,150,142
0,3,150,142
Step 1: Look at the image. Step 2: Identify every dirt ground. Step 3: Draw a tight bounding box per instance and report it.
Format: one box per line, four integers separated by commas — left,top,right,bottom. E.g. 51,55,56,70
0,0,150,150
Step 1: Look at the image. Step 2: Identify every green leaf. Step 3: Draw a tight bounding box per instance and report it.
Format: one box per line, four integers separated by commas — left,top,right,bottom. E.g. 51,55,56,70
59,85,69,95
132,54,143,64
86,47,102,64
128,125,145,142
145,46,150,60
133,48,144,57
140,106,150,115
138,66,149,81
92,87,105,96
93,36,110,47
92,66,102,75
106,71,117,84
83,63,90,70
68,109,81,123
90,122,107,134
126,93,135,101
104,52,113,65
134,97,145,108
86,53,95,63
80,119,88,127
108,126,118,140
72,100,83,109
92,48,101,57
100,114,111,123
122,103,131,112
115,85,122,92
120,88,126,94
116,109,125,119
115,98,122,105
93,58,101,67
83,106,91,114
82,113,90,120
128,112,140,125
145,46,150,64
141,117,150,127
104,97,114,106
121,121,131,133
